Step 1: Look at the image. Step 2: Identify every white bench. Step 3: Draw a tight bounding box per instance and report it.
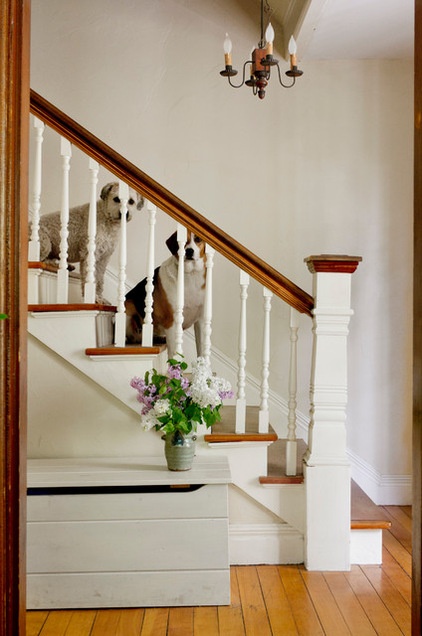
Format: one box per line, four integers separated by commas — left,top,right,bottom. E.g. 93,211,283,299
27,455,231,608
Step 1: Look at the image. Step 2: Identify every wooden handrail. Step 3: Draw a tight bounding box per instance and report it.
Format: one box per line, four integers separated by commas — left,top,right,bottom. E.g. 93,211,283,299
29,90,314,316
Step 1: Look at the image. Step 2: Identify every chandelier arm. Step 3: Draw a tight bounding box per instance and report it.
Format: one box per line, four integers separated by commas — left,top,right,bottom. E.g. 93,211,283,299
275,62,296,88
227,60,253,89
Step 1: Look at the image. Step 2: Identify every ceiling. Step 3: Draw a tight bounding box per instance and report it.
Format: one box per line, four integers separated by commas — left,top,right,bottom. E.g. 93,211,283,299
299,0,414,61
241,0,414,60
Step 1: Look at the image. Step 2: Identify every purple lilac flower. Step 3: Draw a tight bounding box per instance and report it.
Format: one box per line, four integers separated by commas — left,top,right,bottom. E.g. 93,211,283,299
167,363,184,380
218,389,234,400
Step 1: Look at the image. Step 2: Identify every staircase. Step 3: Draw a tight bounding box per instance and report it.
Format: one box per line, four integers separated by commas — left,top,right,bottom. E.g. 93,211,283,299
27,90,382,571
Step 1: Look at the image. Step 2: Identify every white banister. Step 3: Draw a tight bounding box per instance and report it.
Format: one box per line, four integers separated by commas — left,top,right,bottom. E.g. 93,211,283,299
174,224,187,357
84,159,99,304
142,200,156,347
28,117,44,261
258,287,272,433
56,138,72,304
235,270,249,434
202,244,215,364
303,254,361,571
286,307,299,475
114,181,129,346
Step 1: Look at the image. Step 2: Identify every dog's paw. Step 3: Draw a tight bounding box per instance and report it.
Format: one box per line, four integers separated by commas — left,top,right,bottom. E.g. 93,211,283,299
95,296,111,305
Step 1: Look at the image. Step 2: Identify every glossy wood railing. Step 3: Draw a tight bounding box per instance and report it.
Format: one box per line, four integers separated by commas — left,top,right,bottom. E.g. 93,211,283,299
30,90,314,316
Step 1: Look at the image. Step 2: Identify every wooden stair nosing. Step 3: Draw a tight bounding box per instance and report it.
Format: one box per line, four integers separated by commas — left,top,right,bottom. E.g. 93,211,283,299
28,261,81,279
351,519,392,530
85,345,166,356
29,261,59,273
259,474,304,485
204,431,278,443
28,303,116,313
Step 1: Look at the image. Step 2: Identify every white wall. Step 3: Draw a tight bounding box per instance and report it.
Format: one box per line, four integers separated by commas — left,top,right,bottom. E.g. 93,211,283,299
29,0,413,503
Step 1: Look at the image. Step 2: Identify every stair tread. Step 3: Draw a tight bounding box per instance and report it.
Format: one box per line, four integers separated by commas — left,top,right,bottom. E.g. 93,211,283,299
204,406,278,443
86,345,166,356
259,443,392,530
28,261,81,278
350,481,392,529
28,303,116,312
259,438,307,485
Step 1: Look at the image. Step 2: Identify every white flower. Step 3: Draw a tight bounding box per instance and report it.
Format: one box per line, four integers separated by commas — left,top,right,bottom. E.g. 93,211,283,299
153,398,171,416
141,410,160,430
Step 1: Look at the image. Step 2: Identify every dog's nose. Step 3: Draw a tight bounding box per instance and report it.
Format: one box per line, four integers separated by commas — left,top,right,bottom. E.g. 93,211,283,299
185,248,194,260
118,211,131,221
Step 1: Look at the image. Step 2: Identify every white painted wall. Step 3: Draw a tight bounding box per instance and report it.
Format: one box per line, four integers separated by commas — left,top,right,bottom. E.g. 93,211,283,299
29,0,413,503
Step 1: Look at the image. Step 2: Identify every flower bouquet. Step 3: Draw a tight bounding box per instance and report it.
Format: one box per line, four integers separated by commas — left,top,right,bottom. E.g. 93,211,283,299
131,356,233,470
130,356,233,435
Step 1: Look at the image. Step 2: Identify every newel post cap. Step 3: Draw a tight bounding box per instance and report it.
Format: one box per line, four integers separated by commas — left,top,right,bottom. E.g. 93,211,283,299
305,254,362,274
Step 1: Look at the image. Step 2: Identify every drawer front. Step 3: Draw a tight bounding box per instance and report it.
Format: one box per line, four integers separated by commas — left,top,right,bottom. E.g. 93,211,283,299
27,570,231,609
28,518,229,572
27,484,228,521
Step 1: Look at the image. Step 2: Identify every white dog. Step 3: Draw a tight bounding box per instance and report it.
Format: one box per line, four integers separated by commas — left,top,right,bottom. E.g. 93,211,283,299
35,182,144,303
125,231,206,358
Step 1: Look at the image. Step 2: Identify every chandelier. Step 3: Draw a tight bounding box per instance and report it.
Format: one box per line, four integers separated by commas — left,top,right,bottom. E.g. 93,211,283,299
220,0,303,100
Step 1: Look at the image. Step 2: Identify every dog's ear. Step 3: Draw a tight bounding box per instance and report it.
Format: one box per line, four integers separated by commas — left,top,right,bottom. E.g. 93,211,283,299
100,182,117,201
166,232,179,255
136,194,145,211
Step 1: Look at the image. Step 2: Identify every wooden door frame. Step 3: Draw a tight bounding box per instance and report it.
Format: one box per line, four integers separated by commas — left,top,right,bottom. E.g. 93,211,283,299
0,1,30,634
414,2,422,634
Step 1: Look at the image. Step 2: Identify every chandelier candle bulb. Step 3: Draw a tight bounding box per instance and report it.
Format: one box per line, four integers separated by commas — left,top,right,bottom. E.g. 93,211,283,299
265,22,274,55
289,35,298,68
223,33,232,66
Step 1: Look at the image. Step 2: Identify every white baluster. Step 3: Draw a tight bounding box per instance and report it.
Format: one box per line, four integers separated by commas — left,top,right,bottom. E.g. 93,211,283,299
286,307,299,476
114,181,129,347
56,138,72,303
259,287,272,433
28,117,44,261
142,200,156,347
174,224,187,357
84,159,99,303
235,270,249,433
202,244,215,364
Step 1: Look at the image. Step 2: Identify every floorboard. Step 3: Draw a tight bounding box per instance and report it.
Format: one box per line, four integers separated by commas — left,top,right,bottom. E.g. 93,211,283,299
256,565,299,634
323,571,377,635
26,505,412,636
278,565,325,635
235,565,273,635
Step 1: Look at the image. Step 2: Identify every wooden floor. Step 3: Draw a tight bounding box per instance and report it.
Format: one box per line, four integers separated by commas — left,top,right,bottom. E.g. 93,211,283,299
27,505,412,636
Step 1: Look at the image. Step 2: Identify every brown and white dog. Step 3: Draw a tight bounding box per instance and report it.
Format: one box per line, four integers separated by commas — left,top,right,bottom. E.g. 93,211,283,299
125,231,206,358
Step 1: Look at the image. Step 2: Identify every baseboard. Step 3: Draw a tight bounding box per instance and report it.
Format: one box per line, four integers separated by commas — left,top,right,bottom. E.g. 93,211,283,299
348,448,412,505
229,523,304,565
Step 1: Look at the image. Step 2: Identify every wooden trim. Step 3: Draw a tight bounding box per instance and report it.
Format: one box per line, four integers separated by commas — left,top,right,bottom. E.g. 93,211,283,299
0,1,30,634
28,303,116,313
351,520,392,531
259,475,304,484
28,261,59,273
414,1,422,632
85,346,165,356
204,433,278,443
29,90,314,317
305,254,362,274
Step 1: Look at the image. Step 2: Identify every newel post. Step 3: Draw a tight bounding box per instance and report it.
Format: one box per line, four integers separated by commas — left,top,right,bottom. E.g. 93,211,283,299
303,254,362,571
